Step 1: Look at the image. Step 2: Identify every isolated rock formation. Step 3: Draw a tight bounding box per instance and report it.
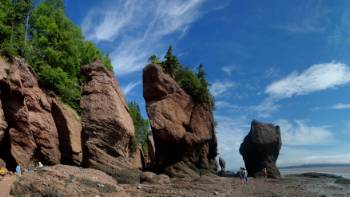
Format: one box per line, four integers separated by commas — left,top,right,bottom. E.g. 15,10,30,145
239,120,282,178
11,165,127,196
51,99,82,165
0,58,61,168
143,64,217,178
81,60,140,182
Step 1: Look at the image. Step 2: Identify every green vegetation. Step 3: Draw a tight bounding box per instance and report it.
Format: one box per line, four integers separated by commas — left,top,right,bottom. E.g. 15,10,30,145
0,0,112,112
149,46,214,107
128,102,150,154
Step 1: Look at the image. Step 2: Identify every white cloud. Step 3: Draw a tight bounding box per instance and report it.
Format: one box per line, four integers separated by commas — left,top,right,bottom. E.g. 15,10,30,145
277,0,330,34
82,0,220,76
215,115,250,170
276,119,332,146
249,98,280,118
221,65,236,76
121,81,140,96
332,103,350,110
278,147,350,166
265,62,350,99
210,81,235,97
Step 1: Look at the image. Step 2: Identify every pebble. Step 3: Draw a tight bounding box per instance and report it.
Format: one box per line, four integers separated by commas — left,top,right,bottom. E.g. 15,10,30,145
214,191,219,195
137,185,142,189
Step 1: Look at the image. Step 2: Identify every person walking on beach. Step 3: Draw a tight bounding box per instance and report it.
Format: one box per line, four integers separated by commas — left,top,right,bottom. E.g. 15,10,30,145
263,167,267,180
239,167,245,184
15,165,21,176
243,168,248,184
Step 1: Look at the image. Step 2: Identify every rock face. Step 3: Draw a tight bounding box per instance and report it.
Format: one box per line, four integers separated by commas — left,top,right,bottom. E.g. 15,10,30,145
0,58,61,168
143,64,217,178
0,57,82,169
0,99,7,148
51,99,82,166
81,60,140,182
10,165,127,196
239,120,282,178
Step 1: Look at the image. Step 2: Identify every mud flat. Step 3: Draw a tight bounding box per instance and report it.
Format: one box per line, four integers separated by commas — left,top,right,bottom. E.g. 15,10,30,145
123,173,350,197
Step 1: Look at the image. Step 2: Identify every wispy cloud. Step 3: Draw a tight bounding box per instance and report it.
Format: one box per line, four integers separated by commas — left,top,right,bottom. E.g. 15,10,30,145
332,103,350,110
210,81,235,97
276,0,330,33
276,119,332,146
82,0,222,76
221,65,236,76
121,81,141,96
265,62,350,99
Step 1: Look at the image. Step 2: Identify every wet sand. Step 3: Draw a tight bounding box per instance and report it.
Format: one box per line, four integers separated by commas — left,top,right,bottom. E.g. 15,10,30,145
123,174,350,197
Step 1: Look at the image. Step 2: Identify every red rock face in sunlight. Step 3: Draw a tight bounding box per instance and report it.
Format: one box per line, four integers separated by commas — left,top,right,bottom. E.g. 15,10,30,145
80,60,141,182
143,64,217,179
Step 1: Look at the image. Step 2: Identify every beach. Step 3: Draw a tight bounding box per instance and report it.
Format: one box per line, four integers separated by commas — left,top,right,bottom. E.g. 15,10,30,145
123,173,350,197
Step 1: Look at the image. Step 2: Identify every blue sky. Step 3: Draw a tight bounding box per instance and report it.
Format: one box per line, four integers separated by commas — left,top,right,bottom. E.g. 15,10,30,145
64,0,350,170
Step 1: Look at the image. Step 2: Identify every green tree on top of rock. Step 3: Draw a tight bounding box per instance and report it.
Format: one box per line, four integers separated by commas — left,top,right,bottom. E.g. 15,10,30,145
150,46,214,108
0,0,112,112
163,46,180,78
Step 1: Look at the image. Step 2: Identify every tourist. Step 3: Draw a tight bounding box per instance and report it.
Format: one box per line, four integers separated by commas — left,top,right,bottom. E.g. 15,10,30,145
15,165,21,176
239,167,244,184
243,168,248,184
263,167,267,179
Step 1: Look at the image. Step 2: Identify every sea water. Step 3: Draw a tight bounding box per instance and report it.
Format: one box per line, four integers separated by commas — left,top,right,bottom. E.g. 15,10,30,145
280,166,350,179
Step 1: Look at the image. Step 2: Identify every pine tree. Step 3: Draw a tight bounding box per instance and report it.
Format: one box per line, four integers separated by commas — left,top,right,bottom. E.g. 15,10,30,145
163,45,180,78
148,54,160,64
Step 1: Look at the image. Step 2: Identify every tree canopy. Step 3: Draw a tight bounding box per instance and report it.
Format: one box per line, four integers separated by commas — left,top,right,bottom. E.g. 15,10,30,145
0,0,112,112
149,46,214,108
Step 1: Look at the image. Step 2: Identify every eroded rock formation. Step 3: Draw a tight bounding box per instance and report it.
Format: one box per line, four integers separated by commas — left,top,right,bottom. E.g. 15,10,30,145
143,64,217,179
0,58,82,169
81,60,140,182
0,58,61,168
239,120,282,178
51,99,82,165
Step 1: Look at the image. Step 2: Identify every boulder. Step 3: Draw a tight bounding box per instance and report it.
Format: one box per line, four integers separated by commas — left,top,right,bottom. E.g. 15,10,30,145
140,171,171,184
51,99,82,166
10,164,127,196
80,60,140,183
239,120,282,178
0,99,7,148
0,58,61,168
143,64,217,179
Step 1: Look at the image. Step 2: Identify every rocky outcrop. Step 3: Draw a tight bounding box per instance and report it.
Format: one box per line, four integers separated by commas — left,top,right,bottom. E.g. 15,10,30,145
10,165,127,196
0,99,7,148
0,58,61,168
51,99,82,166
81,60,140,182
0,58,83,169
140,171,171,184
239,120,282,178
143,64,217,179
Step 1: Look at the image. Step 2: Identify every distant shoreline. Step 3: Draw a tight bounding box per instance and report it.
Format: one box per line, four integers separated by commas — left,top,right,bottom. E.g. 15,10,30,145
279,163,350,169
